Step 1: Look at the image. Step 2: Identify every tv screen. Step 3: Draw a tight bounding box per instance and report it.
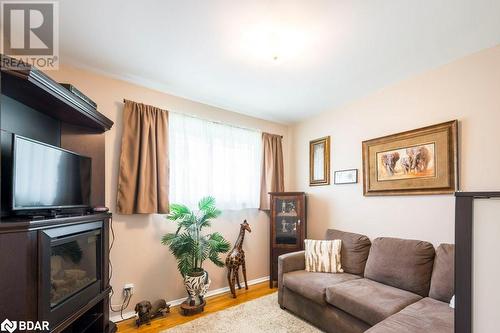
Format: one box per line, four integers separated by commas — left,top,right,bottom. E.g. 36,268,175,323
12,135,91,210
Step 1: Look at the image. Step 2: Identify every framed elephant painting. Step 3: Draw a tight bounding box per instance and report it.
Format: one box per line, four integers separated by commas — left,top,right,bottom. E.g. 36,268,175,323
362,120,458,196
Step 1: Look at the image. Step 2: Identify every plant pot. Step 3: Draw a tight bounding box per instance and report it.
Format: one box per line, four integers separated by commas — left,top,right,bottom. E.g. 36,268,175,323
184,270,211,306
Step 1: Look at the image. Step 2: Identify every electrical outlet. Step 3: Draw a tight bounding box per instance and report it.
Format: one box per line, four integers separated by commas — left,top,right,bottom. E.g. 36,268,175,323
123,283,135,296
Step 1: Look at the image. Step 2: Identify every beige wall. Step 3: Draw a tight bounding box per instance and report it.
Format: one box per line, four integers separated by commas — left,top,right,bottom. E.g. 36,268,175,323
47,66,289,313
289,45,500,245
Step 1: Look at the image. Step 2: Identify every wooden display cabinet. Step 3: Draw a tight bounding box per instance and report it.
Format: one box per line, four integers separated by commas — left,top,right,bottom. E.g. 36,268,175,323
269,192,306,287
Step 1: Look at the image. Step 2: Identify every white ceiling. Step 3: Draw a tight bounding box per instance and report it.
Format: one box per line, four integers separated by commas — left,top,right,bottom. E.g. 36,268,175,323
59,0,500,123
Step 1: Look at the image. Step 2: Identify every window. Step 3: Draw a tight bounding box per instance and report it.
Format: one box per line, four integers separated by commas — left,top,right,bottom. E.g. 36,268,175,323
169,113,261,210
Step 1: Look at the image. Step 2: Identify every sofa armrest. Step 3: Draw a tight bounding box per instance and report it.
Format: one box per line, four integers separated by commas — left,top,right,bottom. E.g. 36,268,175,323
278,251,305,306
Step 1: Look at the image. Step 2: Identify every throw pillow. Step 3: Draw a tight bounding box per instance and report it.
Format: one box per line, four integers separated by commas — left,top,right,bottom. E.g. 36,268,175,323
305,239,343,273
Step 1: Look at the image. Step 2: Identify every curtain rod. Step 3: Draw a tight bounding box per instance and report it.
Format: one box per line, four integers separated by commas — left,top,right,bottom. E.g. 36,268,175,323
122,99,283,138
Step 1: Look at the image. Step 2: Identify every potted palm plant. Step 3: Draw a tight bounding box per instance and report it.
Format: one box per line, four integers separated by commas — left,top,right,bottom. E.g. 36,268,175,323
161,196,230,309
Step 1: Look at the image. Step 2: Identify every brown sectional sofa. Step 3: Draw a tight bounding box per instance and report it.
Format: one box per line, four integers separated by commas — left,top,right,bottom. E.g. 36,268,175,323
278,229,454,333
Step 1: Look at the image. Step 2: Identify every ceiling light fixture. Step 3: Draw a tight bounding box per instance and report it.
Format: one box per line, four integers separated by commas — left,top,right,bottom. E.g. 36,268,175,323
240,21,308,64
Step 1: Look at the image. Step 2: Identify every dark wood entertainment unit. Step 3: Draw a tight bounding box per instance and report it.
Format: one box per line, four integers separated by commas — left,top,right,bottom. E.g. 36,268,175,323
0,55,115,332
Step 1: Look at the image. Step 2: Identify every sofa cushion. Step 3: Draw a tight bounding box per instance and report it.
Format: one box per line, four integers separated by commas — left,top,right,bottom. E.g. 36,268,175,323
326,229,371,275
365,297,453,333
283,270,360,305
325,278,422,325
364,237,435,297
429,244,454,302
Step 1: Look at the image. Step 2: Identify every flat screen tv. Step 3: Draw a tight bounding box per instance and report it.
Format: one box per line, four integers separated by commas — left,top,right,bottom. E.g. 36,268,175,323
12,135,91,211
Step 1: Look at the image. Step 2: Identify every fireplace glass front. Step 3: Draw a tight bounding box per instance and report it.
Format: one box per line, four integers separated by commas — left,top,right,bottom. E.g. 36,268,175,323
50,231,99,307
39,221,103,327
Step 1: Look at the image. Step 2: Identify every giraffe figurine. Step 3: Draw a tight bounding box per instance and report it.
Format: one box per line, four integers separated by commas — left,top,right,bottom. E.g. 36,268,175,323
225,220,252,298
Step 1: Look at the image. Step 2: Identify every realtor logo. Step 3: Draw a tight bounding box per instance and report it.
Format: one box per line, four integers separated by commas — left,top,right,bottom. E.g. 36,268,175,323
1,1,59,69
0,318,49,332
0,319,16,333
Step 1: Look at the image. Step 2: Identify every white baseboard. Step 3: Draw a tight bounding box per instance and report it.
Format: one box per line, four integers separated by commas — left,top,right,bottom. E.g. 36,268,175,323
110,275,270,323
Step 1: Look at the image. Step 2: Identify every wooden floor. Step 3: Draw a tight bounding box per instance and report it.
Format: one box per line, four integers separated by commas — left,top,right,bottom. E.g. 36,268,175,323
116,282,277,333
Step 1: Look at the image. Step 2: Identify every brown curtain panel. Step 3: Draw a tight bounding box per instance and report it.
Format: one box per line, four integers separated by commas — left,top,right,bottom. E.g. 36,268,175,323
260,133,284,210
116,100,169,214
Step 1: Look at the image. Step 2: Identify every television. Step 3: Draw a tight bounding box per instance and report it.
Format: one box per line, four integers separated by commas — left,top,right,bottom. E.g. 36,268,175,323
12,135,91,211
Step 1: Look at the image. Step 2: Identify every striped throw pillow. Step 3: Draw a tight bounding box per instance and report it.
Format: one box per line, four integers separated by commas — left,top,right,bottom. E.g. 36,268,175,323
305,239,343,273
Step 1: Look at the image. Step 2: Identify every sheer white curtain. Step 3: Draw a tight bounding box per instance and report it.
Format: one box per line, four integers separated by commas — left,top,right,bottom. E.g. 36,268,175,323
169,112,262,210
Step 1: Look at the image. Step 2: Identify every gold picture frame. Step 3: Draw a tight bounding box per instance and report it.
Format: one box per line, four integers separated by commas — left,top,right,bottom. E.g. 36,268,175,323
362,120,458,196
310,136,330,186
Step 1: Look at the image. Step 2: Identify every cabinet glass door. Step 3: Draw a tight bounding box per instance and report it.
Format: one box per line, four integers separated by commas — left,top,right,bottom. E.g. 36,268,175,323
274,197,300,246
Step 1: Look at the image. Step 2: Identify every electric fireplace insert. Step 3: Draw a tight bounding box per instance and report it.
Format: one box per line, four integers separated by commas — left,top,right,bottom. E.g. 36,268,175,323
39,221,103,326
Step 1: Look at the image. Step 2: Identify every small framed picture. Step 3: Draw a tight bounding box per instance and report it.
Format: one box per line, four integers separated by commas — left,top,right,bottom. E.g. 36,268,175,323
334,169,358,185
309,136,330,186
